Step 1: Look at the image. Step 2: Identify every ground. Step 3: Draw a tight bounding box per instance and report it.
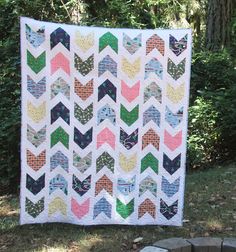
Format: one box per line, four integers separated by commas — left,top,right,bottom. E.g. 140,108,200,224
1,163,236,252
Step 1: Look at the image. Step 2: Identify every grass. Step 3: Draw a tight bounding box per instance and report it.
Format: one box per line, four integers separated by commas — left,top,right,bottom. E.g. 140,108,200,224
1,163,236,252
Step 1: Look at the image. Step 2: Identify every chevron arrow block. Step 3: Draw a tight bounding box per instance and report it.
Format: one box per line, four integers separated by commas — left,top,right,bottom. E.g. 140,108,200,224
27,101,46,123
165,106,183,128
143,105,161,127
25,197,44,218
138,199,156,219
166,83,184,103
95,175,113,196
74,103,93,125
71,198,90,219
73,151,92,173
96,152,114,173
51,126,69,149
117,176,136,195
142,129,160,150
164,130,182,151
72,174,91,196
50,27,70,50
51,102,70,125
98,55,117,77
121,80,140,102
116,198,134,219
97,128,115,150
99,32,118,53
75,31,94,52
26,173,45,195
26,24,45,48
119,153,137,173
93,197,112,219
144,82,162,103
167,58,186,80
27,75,46,99
163,153,181,175
121,57,140,79
145,58,163,79
74,53,94,76
48,197,67,216
74,127,93,149
123,33,142,54
120,104,139,126
27,50,46,74
51,77,70,100
160,199,178,220
141,153,158,173
98,79,117,102
74,78,93,101
146,34,165,55
49,174,68,195
139,175,157,197
169,34,188,56
50,151,69,172
51,52,70,75
120,128,138,150
27,149,46,171
97,104,116,125
161,176,180,197
27,124,46,147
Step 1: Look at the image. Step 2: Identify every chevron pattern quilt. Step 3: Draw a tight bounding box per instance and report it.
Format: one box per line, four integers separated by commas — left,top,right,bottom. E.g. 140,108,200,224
20,17,192,226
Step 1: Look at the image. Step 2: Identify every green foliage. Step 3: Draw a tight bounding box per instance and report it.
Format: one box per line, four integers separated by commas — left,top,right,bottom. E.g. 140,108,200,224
188,51,236,168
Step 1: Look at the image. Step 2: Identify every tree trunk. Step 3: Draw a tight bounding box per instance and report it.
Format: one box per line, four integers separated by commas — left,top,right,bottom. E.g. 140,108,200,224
206,0,233,50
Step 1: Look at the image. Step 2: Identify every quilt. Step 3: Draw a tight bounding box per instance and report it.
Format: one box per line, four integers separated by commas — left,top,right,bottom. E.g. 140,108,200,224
20,17,192,226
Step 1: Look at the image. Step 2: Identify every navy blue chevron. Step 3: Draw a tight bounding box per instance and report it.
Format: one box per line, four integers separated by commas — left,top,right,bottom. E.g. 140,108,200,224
51,102,70,125
74,127,93,149
72,174,91,196
161,176,180,197
163,153,181,175
26,173,45,195
160,199,178,220
120,128,138,150
50,27,70,50
98,79,117,102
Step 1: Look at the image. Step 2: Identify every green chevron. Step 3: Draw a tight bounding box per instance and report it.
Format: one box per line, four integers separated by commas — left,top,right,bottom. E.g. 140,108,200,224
96,152,114,173
99,32,118,53
120,104,139,126
27,50,46,74
51,126,69,149
141,153,158,173
116,198,134,219
74,103,93,125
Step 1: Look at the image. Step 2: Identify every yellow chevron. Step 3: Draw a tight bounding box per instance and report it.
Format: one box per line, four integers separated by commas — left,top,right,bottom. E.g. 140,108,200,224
27,101,46,123
75,31,94,52
48,197,67,216
119,153,137,172
166,83,184,103
122,57,140,79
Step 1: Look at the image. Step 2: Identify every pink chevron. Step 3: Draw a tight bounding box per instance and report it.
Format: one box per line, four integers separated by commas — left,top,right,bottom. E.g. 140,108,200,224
71,198,90,219
121,80,140,102
164,130,182,151
51,52,70,75
97,128,115,150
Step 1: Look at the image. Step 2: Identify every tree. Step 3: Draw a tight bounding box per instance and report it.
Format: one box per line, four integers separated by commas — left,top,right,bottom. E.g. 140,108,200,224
206,0,234,50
